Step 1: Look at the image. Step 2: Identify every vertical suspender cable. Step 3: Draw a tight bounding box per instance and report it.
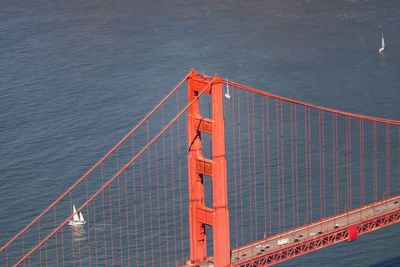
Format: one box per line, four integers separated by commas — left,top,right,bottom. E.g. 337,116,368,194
109,174,114,266
246,91,253,241
267,97,271,236
349,118,352,209
295,105,299,227
305,107,309,221
140,156,145,265
386,123,390,197
276,100,281,233
238,88,244,245
117,172,123,266
291,104,295,228
85,176,91,267
335,114,339,214
124,169,130,267
360,120,363,206
148,121,154,266
93,201,98,267
332,114,336,215
162,106,170,267
45,241,48,267
281,100,285,231
232,87,238,247
170,127,177,265
69,195,73,267
252,93,258,238
155,140,161,266
373,122,377,202
319,111,322,220
177,103,184,263
132,136,139,267
262,97,267,235
61,227,64,267
322,112,326,218
53,208,58,267
362,120,365,205
308,108,312,222
347,117,349,209
101,163,107,267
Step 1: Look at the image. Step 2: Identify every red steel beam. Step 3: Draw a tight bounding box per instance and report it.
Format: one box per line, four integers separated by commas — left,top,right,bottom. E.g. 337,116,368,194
233,207,400,266
194,116,213,134
196,156,214,177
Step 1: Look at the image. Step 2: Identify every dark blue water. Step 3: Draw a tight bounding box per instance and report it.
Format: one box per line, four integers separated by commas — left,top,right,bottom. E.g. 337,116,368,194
1,0,400,266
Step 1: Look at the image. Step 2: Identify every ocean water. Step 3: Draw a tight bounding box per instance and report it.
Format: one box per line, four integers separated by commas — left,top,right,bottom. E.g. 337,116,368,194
1,0,400,266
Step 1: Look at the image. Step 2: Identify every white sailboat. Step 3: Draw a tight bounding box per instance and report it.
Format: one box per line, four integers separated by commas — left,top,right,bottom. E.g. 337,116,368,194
379,34,385,53
225,79,231,100
68,204,86,226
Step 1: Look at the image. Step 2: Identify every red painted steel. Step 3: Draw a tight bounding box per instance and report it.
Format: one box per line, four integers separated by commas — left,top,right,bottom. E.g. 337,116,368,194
224,80,400,126
0,73,191,256
233,196,400,266
187,70,208,263
10,71,210,267
186,71,230,266
348,225,358,241
211,75,230,267
2,69,400,267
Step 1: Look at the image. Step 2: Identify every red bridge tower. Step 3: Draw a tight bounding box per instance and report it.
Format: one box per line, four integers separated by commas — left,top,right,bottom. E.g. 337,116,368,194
187,69,230,267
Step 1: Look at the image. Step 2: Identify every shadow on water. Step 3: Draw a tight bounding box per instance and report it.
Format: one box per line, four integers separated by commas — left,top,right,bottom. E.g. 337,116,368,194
370,256,400,267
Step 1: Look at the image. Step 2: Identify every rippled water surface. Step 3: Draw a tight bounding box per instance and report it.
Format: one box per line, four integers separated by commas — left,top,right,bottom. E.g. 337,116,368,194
1,0,400,266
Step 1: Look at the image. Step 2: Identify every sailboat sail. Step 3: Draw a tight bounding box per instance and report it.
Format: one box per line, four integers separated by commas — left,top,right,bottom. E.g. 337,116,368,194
79,212,85,222
379,34,385,53
73,205,79,221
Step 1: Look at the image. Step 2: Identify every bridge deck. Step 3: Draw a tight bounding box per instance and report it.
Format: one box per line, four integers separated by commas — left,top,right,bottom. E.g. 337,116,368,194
231,195,400,266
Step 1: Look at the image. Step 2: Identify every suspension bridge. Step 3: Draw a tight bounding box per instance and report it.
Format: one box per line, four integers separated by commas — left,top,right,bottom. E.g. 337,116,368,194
1,69,400,266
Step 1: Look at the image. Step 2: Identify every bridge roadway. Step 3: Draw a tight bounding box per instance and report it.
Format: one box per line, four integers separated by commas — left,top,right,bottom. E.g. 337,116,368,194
185,195,400,267
231,194,400,266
